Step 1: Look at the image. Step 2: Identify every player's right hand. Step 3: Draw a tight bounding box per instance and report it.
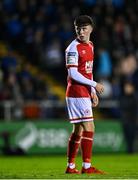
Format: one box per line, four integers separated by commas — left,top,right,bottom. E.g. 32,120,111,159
95,83,104,94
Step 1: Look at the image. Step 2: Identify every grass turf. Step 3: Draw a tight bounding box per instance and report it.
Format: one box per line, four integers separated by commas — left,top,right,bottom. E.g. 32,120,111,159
0,154,138,179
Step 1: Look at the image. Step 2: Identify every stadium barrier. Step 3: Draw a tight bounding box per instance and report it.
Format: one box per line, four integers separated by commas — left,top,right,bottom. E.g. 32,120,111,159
0,99,119,121
0,120,126,154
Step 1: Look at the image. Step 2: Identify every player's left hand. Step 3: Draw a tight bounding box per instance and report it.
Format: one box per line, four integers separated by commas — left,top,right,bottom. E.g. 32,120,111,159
91,93,99,107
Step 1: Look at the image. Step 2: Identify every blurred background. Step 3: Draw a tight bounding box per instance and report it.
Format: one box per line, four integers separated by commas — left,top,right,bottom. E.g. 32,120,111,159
0,0,138,155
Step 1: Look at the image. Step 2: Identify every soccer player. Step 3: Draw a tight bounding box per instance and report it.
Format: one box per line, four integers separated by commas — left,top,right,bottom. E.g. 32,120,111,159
65,15,105,174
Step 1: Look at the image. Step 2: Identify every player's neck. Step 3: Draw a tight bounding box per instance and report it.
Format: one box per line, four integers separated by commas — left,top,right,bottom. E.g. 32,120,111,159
77,38,90,44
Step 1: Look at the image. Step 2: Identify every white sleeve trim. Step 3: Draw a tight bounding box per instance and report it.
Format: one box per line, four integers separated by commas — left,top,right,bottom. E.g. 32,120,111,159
68,67,97,87
91,87,96,94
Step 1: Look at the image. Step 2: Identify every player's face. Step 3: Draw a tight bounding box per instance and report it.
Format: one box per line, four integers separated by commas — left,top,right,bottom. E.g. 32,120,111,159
75,25,92,43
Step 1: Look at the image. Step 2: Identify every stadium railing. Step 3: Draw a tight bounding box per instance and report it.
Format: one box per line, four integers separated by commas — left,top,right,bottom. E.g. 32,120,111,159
0,99,119,121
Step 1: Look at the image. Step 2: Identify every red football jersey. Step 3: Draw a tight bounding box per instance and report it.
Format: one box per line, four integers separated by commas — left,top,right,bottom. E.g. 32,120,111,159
65,39,94,97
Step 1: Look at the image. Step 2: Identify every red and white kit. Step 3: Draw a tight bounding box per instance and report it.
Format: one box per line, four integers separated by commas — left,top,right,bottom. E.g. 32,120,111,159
65,39,95,123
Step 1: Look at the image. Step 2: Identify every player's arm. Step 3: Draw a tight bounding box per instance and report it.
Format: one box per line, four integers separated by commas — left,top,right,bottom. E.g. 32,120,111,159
68,67,104,94
68,67,97,87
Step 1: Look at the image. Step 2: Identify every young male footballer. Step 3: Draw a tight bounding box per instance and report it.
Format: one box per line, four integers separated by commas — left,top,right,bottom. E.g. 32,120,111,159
65,15,105,174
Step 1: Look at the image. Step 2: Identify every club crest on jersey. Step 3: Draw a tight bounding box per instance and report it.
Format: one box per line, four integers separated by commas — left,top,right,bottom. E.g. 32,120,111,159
85,61,93,73
67,52,77,64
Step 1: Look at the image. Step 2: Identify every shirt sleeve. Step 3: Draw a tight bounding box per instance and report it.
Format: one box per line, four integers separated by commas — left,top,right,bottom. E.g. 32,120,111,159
66,43,78,68
68,67,97,87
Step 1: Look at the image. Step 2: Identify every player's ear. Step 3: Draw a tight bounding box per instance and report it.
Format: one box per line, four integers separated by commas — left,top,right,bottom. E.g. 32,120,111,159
89,25,93,33
74,26,78,33
90,26,93,33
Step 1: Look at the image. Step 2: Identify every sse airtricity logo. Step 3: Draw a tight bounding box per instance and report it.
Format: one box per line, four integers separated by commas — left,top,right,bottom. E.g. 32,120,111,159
15,123,69,152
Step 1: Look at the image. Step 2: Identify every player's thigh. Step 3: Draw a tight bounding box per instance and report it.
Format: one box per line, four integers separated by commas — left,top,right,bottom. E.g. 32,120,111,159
81,121,95,132
72,123,83,136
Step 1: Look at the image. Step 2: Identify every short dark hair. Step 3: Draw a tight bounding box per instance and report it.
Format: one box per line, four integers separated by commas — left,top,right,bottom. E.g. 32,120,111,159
74,15,94,27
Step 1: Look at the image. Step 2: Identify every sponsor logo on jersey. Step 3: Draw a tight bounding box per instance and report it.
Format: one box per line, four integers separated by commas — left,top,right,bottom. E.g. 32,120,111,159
85,61,93,73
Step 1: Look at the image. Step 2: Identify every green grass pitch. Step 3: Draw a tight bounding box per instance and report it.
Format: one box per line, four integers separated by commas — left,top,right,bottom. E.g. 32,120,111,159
0,154,138,179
